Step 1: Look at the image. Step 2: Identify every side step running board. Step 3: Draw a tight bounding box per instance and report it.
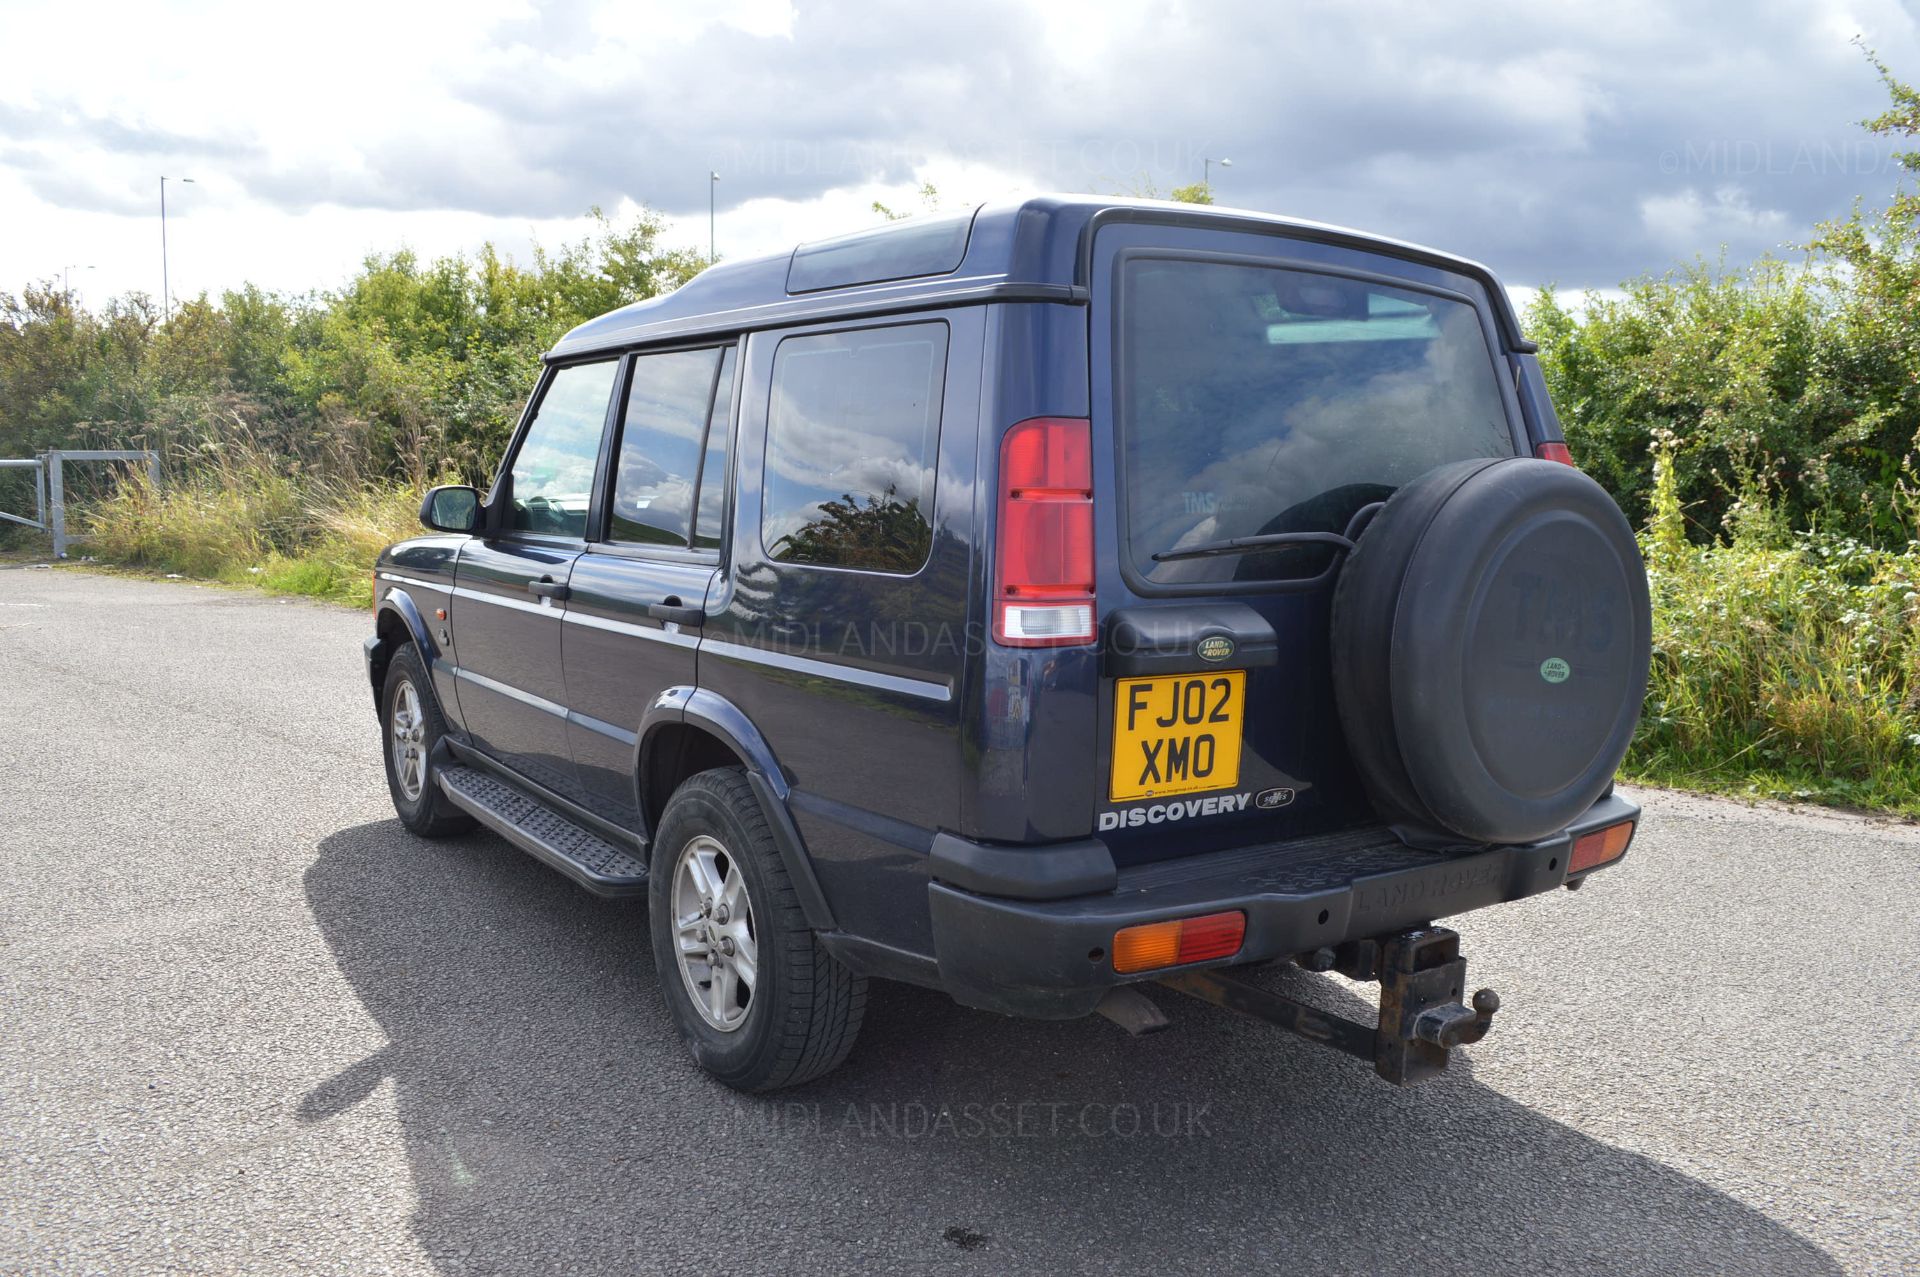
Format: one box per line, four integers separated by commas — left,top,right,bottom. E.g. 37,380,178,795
436,765,649,897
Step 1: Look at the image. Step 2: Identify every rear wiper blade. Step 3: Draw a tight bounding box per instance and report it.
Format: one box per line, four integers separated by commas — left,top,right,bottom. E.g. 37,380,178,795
1151,530,1355,563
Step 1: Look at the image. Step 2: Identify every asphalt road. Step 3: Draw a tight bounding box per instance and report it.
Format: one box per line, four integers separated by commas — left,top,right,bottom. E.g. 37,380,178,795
2,568,1916,1276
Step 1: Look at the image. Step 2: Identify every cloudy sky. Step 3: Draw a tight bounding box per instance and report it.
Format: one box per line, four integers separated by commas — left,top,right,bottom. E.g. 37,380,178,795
4,0,1919,311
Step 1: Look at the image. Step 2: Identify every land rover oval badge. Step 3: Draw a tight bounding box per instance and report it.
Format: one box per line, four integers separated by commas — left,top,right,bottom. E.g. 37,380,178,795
1540,657,1571,684
1197,635,1235,662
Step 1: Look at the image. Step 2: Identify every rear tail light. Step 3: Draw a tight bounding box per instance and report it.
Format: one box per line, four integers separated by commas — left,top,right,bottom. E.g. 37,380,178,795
1569,820,1634,875
1111,910,1246,974
994,417,1095,646
1534,441,1576,466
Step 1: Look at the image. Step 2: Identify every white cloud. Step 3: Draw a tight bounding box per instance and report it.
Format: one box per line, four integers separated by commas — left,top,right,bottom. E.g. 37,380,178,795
4,0,1920,308
1638,187,1792,257
1506,284,1631,323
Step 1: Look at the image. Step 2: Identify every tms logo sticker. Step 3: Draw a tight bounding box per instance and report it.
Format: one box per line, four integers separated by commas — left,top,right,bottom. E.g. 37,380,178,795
1099,792,1251,830
1255,787,1296,809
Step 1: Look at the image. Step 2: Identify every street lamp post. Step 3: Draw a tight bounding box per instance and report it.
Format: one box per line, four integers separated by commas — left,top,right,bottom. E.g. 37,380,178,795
709,171,720,262
61,263,95,296
1203,156,1232,187
160,175,195,323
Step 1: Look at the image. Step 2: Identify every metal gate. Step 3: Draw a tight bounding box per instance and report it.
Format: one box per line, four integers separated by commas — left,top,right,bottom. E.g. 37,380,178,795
0,449,161,559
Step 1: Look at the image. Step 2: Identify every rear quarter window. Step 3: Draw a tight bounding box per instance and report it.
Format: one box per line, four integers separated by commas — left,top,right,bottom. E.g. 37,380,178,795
761,322,948,573
1118,256,1517,586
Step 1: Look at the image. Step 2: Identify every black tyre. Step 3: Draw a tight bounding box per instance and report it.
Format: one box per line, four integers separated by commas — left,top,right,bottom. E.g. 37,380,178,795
649,768,867,1092
1331,457,1651,844
380,644,475,837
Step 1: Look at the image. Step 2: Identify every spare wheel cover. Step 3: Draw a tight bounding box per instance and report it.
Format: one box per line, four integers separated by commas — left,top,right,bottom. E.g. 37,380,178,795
1390,457,1650,842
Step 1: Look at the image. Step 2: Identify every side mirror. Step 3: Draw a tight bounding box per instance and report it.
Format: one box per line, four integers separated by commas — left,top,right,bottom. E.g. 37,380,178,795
419,485,481,534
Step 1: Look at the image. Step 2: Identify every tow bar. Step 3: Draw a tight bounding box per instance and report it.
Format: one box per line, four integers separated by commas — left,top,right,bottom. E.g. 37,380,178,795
1157,926,1499,1086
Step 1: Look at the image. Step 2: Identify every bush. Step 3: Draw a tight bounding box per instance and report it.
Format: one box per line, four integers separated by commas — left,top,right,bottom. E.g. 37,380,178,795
6,205,699,604
1627,445,1920,813
0,208,703,484
1528,252,1920,548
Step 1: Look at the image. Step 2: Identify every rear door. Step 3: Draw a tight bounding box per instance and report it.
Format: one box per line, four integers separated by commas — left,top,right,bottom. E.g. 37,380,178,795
699,312,983,955
1088,223,1529,865
563,343,737,829
451,357,618,798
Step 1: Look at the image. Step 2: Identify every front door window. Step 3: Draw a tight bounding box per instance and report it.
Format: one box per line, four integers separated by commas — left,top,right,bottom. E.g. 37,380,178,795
508,360,619,538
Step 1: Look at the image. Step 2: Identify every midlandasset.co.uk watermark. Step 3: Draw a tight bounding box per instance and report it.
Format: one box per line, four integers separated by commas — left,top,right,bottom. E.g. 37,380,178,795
711,1100,1214,1140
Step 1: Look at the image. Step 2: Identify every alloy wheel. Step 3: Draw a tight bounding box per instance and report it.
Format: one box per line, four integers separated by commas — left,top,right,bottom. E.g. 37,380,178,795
671,834,758,1032
389,679,427,801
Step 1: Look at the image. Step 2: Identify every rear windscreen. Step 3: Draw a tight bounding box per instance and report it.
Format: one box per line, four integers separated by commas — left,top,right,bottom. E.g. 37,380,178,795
1118,256,1516,586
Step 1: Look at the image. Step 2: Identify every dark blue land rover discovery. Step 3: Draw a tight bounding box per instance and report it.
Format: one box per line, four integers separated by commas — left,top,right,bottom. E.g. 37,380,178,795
365,196,1651,1092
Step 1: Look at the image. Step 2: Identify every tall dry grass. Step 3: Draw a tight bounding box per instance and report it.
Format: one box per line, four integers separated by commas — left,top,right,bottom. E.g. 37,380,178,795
81,435,426,608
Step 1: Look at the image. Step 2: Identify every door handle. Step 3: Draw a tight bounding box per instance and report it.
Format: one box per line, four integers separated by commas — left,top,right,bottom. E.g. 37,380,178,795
647,599,706,628
527,577,570,601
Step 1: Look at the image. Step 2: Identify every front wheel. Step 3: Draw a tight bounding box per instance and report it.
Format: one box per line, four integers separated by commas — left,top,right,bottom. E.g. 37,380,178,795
380,644,473,838
649,768,866,1091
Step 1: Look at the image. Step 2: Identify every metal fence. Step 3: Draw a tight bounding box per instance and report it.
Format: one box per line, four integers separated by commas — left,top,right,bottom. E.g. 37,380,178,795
0,449,160,559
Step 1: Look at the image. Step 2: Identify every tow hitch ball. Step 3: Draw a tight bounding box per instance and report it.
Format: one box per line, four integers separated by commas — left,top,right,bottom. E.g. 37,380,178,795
1416,988,1501,1049
1160,925,1500,1086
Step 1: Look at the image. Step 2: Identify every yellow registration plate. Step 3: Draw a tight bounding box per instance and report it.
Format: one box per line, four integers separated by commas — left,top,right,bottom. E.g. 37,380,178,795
1109,671,1245,802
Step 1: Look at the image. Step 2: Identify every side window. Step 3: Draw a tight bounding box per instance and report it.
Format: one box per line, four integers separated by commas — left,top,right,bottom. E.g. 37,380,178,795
693,347,736,550
609,348,723,547
509,360,618,537
761,323,947,573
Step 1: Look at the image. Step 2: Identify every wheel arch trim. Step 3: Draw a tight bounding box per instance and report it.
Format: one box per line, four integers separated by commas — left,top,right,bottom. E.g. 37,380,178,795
372,588,460,729
635,687,836,931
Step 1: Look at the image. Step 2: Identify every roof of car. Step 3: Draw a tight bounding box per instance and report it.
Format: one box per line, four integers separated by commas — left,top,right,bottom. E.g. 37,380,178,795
547,194,1532,360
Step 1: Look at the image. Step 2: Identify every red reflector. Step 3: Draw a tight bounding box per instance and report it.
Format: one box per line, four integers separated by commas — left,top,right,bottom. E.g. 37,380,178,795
1176,911,1247,963
1569,820,1634,875
1111,910,1246,973
994,417,1095,647
1535,441,1576,466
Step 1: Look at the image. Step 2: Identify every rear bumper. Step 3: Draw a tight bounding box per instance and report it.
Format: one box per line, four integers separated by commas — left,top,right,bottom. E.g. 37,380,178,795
928,792,1638,1018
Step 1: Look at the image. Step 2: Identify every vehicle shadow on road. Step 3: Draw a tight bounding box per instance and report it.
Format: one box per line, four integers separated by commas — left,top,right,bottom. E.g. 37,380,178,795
303,820,1838,1276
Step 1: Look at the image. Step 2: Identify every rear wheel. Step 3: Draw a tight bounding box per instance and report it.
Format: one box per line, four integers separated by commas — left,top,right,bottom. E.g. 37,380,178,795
649,768,866,1091
380,644,474,837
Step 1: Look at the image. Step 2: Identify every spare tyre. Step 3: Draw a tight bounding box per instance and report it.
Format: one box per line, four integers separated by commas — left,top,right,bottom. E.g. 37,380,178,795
1330,457,1651,845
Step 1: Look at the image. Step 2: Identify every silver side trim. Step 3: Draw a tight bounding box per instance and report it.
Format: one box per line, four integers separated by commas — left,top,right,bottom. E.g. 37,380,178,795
378,571,451,593
569,709,639,747
391,572,946,702
450,583,560,617
702,638,952,703
564,608,699,648
454,666,568,719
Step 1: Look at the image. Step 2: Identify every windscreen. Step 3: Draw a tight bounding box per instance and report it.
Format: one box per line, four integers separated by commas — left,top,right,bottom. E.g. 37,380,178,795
1119,257,1516,585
